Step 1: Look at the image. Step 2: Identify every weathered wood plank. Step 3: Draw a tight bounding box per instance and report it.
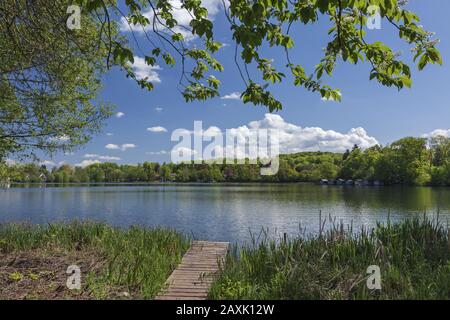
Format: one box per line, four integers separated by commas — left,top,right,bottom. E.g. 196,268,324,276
155,240,229,300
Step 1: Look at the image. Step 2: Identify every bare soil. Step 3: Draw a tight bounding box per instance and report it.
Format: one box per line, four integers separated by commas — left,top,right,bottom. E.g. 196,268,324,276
0,248,111,299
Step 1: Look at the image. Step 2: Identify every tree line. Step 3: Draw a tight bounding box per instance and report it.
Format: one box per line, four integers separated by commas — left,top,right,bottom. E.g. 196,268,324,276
2,136,450,186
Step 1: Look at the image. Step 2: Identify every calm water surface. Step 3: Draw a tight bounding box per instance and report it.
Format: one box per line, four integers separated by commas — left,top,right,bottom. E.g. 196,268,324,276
1,184,449,244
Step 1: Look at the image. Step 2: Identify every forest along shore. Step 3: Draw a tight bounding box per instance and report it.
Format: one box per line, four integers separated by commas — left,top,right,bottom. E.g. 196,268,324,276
2,136,450,187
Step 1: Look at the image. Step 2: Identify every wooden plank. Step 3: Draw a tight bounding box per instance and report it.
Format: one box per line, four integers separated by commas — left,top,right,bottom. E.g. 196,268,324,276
155,240,229,300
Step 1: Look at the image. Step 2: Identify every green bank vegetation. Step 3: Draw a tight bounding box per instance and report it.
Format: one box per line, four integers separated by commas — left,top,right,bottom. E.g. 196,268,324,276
2,135,450,186
0,222,190,299
210,217,450,300
1,218,449,300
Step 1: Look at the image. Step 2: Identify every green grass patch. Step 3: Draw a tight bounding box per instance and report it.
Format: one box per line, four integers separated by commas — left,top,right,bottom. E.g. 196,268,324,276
209,218,450,300
0,222,190,299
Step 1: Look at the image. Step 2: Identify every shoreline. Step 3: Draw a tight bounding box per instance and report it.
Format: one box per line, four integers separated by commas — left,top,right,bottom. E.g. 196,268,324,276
4,181,450,188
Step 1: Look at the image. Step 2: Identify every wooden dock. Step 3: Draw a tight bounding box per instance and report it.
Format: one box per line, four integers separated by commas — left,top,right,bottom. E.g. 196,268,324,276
155,240,229,300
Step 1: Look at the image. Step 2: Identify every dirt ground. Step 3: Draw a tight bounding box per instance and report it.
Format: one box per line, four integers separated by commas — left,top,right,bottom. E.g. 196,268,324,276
0,248,110,299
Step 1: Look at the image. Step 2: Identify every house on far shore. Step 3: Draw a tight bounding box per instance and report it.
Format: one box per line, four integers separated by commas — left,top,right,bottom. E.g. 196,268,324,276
39,173,47,182
1,177,11,189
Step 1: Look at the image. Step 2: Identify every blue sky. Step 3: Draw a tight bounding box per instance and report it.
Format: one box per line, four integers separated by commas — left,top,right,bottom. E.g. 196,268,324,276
40,1,450,167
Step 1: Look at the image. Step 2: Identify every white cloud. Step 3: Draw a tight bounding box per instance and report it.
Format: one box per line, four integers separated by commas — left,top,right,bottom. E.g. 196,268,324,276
147,126,168,133
243,114,378,153
121,143,136,151
146,150,168,155
129,56,162,82
75,159,101,168
173,114,379,160
220,92,241,100
155,107,163,112
203,126,222,137
83,154,121,161
105,144,120,150
422,129,450,138
116,112,125,118
106,133,114,136
84,154,98,158
106,143,136,151
39,160,55,167
119,0,224,42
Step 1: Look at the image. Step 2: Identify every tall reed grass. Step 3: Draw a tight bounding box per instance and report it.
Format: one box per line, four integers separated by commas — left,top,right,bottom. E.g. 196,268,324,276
209,217,450,299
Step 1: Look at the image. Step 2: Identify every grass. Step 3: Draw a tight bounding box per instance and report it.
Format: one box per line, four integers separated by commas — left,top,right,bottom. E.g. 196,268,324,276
0,222,190,299
209,217,450,300
2,217,450,300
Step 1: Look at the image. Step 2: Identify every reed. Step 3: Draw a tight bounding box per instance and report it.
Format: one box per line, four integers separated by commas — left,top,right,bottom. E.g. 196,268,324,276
209,217,450,299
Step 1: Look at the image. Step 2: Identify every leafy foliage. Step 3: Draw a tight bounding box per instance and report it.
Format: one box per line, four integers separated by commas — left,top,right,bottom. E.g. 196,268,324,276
0,0,115,159
96,0,441,110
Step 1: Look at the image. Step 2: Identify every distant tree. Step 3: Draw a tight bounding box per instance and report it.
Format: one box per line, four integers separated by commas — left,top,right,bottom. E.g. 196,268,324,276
430,136,450,167
160,165,172,182
376,137,430,185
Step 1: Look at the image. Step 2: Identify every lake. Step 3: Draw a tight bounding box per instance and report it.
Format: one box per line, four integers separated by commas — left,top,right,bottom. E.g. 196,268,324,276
1,184,449,244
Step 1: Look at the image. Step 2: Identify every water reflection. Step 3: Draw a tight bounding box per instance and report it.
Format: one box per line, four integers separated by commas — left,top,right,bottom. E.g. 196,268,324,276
0,184,449,244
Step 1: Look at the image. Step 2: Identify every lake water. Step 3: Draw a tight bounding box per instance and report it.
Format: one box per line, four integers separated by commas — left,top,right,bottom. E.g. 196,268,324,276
1,184,449,244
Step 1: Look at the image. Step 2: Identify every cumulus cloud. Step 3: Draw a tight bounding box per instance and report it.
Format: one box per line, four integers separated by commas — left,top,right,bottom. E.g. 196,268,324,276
106,133,114,136
105,143,136,151
116,112,125,118
171,114,379,162
129,56,162,82
220,92,241,100
83,154,121,161
146,150,168,155
75,159,101,168
119,0,224,42
121,143,136,151
147,126,168,133
105,144,120,150
244,114,378,153
422,129,450,138
155,107,163,112
203,126,222,137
